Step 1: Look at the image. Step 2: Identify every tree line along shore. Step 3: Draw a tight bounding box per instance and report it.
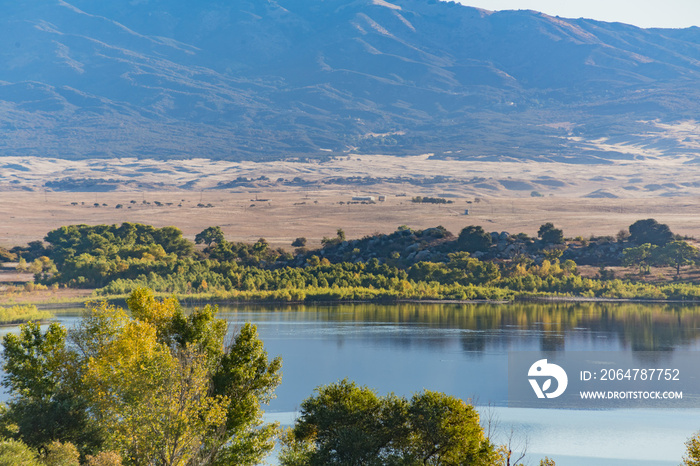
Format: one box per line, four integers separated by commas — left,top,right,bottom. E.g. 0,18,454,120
0,218,699,304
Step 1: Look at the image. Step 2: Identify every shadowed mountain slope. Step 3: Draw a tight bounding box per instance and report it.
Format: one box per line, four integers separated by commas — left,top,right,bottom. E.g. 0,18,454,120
2,0,700,161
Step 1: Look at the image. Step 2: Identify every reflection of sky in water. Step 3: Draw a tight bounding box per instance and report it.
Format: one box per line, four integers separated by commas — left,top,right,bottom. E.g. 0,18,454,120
2,303,699,465
216,308,689,412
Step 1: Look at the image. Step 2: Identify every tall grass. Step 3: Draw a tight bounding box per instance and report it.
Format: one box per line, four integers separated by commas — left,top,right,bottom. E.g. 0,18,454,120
0,305,52,325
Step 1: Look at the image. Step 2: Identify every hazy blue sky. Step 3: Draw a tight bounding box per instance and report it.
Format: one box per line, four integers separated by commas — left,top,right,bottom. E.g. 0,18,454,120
455,1,700,29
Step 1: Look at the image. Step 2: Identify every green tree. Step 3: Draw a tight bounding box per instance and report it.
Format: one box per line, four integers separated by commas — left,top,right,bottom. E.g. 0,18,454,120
628,219,674,246
0,321,102,455
406,390,497,465
537,223,564,245
321,229,346,248
208,323,283,465
657,241,699,277
1,288,282,465
292,237,307,248
281,379,396,466
253,238,269,254
281,379,496,466
445,252,500,285
0,247,16,263
458,226,493,253
83,317,229,465
622,243,658,274
152,226,195,258
543,247,564,262
28,256,57,275
195,226,226,248
16,257,28,273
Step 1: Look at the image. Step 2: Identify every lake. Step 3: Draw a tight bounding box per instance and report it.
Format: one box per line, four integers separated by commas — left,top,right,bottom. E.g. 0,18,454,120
218,302,700,465
10,301,700,465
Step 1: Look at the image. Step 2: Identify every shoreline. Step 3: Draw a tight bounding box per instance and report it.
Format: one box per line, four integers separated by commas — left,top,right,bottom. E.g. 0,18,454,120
15,293,700,311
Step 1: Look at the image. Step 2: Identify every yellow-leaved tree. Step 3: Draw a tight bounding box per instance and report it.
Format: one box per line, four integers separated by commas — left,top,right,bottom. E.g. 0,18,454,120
1,288,282,465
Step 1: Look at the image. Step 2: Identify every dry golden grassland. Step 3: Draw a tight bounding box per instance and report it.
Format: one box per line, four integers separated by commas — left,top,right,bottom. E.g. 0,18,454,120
1,154,700,250
2,190,700,252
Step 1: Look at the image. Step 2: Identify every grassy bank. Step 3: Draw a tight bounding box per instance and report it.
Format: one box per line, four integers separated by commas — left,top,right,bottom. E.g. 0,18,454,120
0,305,52,325
93,280,700,305
9,280,700,307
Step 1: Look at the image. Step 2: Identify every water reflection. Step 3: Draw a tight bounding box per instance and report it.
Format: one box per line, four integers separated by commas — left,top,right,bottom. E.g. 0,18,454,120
217,302,700,353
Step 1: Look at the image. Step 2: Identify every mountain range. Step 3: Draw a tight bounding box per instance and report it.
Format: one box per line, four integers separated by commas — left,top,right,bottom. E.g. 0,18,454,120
3,0,700,163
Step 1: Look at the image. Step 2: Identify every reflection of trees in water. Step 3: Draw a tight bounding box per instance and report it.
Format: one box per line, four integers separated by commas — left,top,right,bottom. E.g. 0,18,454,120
540,332,566,352
460,333,486,353
629,350,676,365
218,302,700,353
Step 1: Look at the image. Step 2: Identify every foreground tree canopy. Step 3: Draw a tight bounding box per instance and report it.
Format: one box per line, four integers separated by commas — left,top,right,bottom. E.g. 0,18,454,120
684,432,700,466
280,379,499,466
0,288,282,465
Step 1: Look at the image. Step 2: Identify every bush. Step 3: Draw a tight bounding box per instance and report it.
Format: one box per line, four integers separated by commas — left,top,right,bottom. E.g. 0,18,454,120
85,452,122,466
43,441,80,466
458,226,492,253
0,439,41,466
292,237,307,247
537,223,564,244
0,305,51,325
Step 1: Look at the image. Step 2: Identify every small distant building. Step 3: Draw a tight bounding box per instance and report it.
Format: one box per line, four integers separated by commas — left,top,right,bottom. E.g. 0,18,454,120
378,195,386,202
352,196,375,202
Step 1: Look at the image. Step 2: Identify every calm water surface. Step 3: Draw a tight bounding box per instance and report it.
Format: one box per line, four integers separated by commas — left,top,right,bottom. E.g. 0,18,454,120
9,302,700,465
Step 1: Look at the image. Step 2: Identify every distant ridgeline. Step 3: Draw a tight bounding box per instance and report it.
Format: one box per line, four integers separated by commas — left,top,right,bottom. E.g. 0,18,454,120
2,0,700,161
7,219,700,301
